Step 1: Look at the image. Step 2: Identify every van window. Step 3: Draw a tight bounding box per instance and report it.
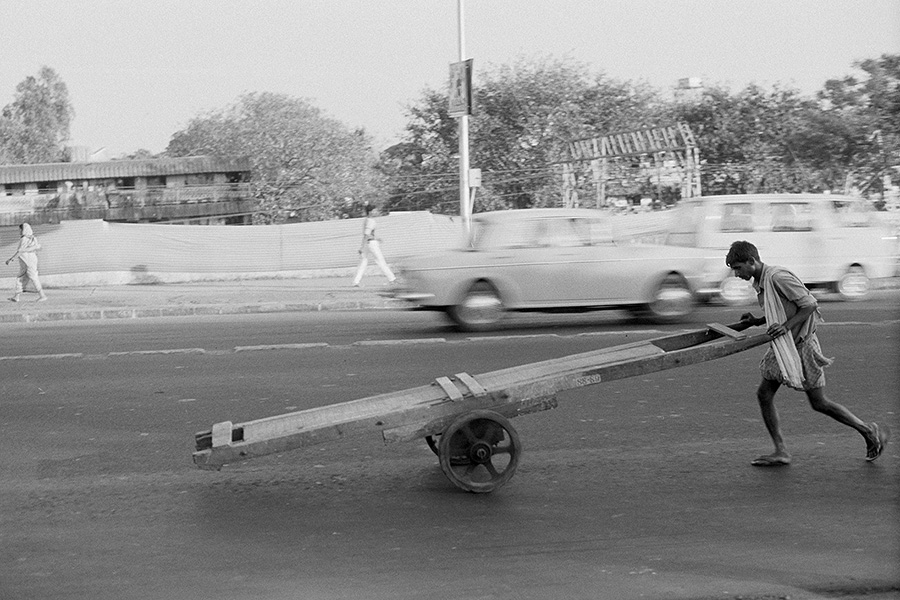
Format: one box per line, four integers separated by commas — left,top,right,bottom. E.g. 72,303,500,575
831,200,872,227
768,202,814,232
720,203,753,232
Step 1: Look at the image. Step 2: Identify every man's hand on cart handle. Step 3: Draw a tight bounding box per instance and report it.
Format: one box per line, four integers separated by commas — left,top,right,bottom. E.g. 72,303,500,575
732,313,765,332
766,323,788,339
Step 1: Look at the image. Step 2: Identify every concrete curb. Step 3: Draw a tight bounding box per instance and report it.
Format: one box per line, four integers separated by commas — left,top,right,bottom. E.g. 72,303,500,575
0,297,409,324
0,277,896,325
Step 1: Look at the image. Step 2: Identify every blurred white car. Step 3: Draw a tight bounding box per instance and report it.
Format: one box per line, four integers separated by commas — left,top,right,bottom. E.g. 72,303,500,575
391,208,720,331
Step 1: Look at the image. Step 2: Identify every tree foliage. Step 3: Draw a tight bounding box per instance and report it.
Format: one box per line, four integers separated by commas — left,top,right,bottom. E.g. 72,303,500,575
670,84,820,193
0,66,74,164
667,78,890,195
3,56,896,219
817,54,900,197
166,92,386,222
385,54,900,211
381,56,662,213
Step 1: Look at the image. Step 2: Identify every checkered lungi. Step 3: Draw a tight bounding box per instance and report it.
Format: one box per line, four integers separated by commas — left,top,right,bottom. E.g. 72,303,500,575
760,332,834,391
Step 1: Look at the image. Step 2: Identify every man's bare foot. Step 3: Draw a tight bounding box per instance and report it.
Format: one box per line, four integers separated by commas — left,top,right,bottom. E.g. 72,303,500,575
866,422,890,462
751,453,792,467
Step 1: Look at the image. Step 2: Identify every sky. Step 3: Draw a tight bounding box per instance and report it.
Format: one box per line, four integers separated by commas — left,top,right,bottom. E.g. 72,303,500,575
2,0,899,159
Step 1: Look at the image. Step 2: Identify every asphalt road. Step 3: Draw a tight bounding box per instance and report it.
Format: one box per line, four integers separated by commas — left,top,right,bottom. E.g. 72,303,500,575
1,301,898,600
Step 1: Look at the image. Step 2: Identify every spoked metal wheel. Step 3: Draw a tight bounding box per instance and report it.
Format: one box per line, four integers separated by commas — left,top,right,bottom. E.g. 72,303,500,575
427,434,471,466
835,266,870,301
645,274,695,322
447,281,504,331
438,410,521,493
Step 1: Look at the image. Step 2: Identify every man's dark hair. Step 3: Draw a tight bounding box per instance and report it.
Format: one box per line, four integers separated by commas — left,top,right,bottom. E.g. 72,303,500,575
725,240,760,267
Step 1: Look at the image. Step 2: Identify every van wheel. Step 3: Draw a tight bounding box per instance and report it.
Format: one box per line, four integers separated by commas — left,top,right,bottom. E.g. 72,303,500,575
835,266,870,301
448,281,504,331
645,274,694,322
719,277,756,306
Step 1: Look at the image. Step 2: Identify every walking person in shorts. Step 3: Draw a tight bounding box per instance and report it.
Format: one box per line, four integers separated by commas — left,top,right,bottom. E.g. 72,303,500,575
725,240,888,466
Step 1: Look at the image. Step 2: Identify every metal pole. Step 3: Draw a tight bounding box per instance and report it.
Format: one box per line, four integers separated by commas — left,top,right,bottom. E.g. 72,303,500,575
457,0,471,234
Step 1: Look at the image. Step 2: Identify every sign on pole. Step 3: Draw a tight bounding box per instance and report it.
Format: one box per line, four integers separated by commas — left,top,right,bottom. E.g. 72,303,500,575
449,59,473,117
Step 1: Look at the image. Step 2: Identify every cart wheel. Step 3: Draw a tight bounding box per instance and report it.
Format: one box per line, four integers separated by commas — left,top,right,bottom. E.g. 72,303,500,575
438,410,521,493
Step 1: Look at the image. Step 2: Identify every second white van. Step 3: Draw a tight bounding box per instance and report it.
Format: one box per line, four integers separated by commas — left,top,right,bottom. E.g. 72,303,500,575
665,194,898,304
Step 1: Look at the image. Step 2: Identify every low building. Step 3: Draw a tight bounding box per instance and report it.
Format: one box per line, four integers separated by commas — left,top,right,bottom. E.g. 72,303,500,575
0,156,253,225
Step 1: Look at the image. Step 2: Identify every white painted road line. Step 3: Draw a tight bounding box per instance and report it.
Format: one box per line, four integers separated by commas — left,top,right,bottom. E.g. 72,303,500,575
1,321,897,362
234,343,330,352
0,353,84,361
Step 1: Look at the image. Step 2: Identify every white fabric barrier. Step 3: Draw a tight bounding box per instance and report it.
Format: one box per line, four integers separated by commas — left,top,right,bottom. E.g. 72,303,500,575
0,212,465,287
0,208,749,288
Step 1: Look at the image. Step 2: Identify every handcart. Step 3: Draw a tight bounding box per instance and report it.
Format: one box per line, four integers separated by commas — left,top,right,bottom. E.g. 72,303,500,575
194,321,768,492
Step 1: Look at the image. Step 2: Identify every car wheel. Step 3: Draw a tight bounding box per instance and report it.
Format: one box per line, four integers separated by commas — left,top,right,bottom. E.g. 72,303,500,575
835,265,870,301
645,274,695,322
448,281,504,331
719,277,756,306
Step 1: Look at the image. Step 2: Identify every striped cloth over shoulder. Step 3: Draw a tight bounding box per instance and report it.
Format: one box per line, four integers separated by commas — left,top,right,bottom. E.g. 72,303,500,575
763,267,805,390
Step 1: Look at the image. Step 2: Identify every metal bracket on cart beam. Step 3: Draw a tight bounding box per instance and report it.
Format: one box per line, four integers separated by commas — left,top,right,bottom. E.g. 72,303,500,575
434,376,464,401
455,372,487,397
434,372,489,402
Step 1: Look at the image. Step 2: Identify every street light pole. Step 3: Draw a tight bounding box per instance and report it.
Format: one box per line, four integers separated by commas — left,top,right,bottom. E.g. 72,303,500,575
457,0,471,234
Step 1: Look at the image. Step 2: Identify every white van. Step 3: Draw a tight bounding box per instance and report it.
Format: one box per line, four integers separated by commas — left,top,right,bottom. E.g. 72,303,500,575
665,194,898,304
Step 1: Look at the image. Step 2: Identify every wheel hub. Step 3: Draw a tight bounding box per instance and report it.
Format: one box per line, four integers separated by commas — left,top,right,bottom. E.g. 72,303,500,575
470,441,493,464
463,294,502,323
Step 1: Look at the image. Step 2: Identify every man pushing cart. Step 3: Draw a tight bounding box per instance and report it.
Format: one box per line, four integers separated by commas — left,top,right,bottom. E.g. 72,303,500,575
194,241,890,492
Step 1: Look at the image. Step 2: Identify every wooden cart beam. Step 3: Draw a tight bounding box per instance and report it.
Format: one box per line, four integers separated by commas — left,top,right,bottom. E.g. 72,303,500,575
193,323,768,470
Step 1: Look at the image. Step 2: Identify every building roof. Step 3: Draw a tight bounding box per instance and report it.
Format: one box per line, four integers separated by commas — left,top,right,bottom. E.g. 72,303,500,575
0,156,251,185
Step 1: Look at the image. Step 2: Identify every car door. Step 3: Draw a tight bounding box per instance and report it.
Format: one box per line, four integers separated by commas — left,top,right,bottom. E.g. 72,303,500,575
499,217,597,306
581,240,651,303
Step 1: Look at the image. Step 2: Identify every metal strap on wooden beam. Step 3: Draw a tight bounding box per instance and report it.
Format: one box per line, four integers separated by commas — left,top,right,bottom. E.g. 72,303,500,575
434,376,464,401
454,372,487,397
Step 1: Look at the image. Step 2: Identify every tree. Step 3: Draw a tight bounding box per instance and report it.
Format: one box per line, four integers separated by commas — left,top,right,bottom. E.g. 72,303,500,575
388,54,898,208
376,90,461,213
471,57,661,209
669,82,862,194
820,54,900,135
0,66,74,164
382,56,663,214
667,55,899,197
167,92,386,223
818,54,900,197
